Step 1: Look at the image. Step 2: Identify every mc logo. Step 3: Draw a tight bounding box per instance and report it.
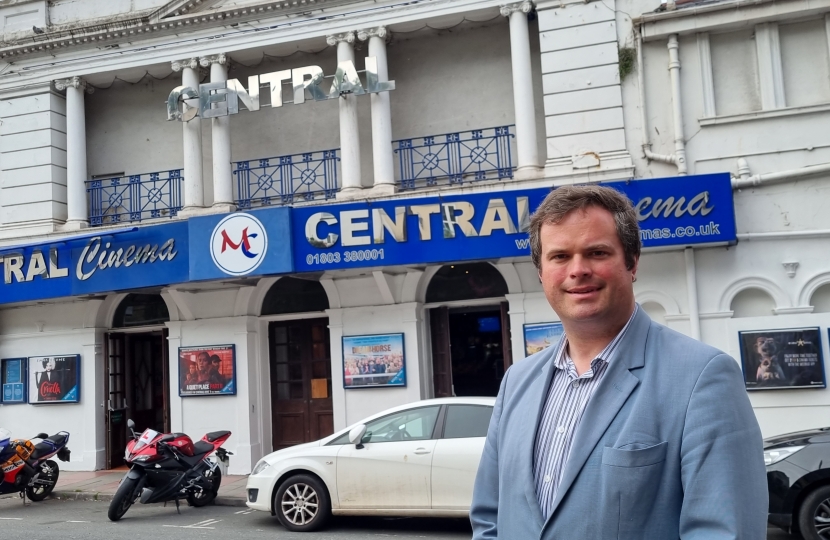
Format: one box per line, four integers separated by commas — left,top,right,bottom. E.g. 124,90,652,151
210,213,268,276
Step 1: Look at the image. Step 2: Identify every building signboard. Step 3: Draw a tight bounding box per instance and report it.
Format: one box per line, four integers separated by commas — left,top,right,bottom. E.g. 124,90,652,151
292,173,737,272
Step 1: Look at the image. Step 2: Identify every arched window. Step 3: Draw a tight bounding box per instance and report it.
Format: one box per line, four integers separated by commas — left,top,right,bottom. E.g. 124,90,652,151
426,263,508,303
113,294,170,328
730,288,776,318
262,277,329,315
810,283,830,313
640,301,667,325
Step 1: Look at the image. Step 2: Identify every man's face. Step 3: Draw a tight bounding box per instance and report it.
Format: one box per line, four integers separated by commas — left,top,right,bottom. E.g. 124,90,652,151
538,206,637,329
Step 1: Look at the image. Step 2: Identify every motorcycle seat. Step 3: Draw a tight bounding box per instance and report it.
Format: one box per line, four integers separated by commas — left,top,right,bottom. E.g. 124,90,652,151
31,442,53,460
46,433,67,447
193,441,214,455
205,430,230,443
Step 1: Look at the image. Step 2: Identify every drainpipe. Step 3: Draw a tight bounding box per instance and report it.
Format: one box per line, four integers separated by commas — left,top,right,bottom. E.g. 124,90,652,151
732,158,830,189
637,30,688,174
684,247,701,340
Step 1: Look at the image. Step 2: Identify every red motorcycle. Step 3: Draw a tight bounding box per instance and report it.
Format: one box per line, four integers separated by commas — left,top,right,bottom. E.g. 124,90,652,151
107,420,232,521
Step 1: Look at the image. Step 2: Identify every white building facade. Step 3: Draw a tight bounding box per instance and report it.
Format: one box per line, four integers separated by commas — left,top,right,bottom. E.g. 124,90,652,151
0,0,827,474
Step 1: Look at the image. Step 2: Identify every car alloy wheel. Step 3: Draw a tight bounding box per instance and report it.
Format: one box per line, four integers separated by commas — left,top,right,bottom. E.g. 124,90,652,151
274,474,331,532
799,485,830,540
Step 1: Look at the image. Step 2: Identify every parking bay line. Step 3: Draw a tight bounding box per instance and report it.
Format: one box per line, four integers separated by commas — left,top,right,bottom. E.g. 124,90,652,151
0,518,22,520
163,518,222,529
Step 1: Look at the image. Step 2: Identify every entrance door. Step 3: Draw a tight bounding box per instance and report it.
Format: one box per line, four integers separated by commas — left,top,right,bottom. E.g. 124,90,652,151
429,303,513,398
269,318,334,450
104,330,169,469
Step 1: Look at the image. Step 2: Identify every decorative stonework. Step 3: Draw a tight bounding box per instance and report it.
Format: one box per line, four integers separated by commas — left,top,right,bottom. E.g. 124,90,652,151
500,0,533,17
171,58,199,72
54,76,94,94
326,31,355,47
199,53,228,68
357,26,388,42
782,261,800,278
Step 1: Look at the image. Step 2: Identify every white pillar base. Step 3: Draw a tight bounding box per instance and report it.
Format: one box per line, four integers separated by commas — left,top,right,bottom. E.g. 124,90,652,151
61,220,89,231
336,186,365,201
368,183,397,197
177,206,215,218
210,202,237,214
513,165,544,181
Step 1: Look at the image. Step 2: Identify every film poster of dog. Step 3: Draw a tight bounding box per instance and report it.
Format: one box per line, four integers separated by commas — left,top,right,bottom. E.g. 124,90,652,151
27,355,80,403
739,328,826,390
178,345,236,396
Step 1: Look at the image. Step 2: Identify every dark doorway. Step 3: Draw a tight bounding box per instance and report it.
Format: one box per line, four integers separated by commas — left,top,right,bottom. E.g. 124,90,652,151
269,318,334,451
104,330,169,469
431,304,512,398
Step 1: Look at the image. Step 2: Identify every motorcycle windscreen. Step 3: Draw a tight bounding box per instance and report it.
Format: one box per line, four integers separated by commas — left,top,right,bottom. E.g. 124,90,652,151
134,429,160,452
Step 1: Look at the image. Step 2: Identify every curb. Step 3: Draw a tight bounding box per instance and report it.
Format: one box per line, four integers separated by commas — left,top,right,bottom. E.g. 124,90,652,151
50,491,247,507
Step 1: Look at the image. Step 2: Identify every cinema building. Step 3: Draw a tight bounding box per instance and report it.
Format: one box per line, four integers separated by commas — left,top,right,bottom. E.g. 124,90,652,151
1,0,829,474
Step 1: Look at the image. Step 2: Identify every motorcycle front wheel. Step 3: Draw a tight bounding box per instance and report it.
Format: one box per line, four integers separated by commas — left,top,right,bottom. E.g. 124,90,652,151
26,459,60,501
108,474,140,521
187,466,222,507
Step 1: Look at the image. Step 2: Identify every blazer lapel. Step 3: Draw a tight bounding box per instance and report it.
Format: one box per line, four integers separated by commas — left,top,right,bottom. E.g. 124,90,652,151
520,337,564,531
544,309,651,522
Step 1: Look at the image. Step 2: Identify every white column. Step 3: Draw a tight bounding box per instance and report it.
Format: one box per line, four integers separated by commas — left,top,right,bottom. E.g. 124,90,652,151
684,247,701,340
172,58,205,211
200,53,236,212
327,32,363,199
501,1,541,179
358,27,395,196
55,76,92,230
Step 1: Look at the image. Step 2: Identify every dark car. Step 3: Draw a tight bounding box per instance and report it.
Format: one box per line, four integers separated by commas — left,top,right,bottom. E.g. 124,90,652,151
766,427,830,539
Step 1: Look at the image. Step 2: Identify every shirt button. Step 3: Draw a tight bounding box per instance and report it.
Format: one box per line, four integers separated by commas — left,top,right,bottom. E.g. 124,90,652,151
557,425,565,434
572,381,579,388
544,475,551,483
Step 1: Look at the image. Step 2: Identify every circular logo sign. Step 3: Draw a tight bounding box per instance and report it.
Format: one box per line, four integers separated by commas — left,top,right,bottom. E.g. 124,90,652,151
210,213,268,276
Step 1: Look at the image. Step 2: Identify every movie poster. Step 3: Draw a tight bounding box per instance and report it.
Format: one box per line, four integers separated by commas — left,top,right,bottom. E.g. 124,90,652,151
738,328,826,390
179,345,236,396
27,355,80,403
523,322,565,357
1,358,27,404
342,333,406,389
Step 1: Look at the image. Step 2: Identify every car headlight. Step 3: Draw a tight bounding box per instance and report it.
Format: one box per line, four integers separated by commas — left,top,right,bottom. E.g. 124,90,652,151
251,460,271,476
764,446,805,466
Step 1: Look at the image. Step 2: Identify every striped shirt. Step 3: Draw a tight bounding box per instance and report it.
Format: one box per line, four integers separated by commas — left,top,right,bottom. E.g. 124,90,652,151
533,305,639,519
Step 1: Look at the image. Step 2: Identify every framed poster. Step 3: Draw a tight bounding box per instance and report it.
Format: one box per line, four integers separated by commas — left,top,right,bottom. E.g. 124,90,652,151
343,333,406,389
1,358,27,404
178,345,236,396
28,355,80,404
738,328,826,390
523,322,565,357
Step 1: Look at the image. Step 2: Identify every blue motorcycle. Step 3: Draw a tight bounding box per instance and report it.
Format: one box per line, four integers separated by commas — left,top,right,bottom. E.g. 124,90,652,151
0,428,71,501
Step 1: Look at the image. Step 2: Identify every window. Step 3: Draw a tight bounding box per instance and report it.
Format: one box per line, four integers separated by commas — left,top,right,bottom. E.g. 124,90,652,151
329,406,440,445
113,294,169,328
443,405,493,439
426,263,508,303
261,277,329,315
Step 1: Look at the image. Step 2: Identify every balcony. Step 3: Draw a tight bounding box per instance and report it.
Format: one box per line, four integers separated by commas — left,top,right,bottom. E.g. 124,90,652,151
85,126,516,226
87,170,182,226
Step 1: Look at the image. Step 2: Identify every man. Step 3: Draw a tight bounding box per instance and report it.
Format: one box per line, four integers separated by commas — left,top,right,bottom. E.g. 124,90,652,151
470,186,767,539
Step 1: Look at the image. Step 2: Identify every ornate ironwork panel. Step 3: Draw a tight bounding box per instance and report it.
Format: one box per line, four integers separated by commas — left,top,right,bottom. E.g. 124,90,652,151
234,149,340,208
394,126,515,190
87,170,183,226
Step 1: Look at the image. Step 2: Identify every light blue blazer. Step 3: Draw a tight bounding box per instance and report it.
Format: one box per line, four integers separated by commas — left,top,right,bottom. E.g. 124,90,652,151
470,308,767,539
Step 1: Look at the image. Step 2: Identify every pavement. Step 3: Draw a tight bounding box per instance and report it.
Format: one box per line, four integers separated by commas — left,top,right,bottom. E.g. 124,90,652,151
48,467,249,507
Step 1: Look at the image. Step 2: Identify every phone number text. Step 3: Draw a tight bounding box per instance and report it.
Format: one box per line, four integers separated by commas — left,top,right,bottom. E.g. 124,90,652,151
305,248,386,266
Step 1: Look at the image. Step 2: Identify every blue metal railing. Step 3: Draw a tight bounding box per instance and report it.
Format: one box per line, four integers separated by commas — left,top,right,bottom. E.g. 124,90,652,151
87,170,183,226
233,150,340,208
394,126,515,190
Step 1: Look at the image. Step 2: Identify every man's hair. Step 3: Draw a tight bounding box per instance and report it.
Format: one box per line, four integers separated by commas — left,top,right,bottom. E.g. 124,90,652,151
210,355,221,364
529,185,641,270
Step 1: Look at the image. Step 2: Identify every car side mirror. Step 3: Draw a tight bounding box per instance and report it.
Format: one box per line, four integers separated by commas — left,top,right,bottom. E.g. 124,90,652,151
348,425,367,449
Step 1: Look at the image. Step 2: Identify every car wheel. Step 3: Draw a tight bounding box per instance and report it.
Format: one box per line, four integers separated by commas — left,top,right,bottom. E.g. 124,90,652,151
798,484,830,540
274,474,331,532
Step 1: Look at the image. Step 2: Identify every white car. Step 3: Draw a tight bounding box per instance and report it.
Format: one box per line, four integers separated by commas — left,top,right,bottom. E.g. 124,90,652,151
245,396,495,532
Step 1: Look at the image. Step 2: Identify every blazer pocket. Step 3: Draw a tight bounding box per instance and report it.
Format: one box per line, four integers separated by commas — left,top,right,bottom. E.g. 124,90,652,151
601,441,668,468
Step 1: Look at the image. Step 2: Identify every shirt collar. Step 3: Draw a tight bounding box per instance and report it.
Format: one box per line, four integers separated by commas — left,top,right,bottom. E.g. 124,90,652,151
552,304,639,371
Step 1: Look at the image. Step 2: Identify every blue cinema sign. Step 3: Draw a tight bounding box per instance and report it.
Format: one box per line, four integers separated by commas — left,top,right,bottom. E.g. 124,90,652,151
292,173,737,271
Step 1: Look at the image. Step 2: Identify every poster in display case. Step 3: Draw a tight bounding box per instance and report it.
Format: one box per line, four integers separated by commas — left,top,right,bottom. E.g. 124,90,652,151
738,328,826,390
178,345,237,396
342,333,406,388
1,358,27,404
28,355,80,403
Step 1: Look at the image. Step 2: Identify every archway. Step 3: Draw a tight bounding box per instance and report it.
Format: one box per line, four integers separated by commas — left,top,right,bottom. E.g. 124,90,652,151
426,263,511,399
730,288,776,318
262,277,332,450
105,293,170,468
